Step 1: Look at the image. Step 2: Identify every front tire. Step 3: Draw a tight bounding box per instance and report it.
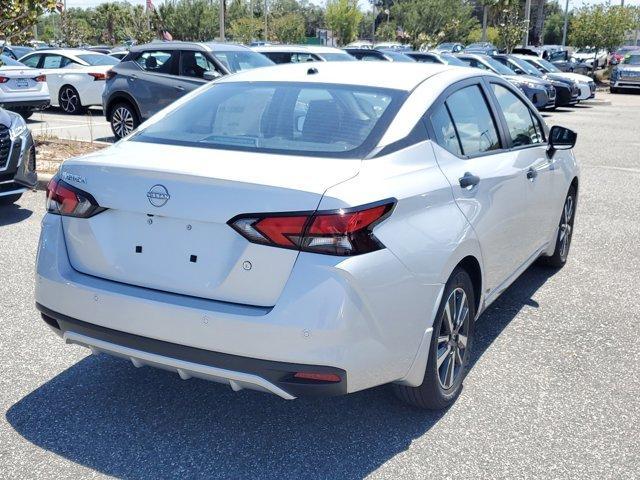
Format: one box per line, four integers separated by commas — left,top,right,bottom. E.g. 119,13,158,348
58,86,86,115
394,267,476,409
541,186,577,268
110,102,139,139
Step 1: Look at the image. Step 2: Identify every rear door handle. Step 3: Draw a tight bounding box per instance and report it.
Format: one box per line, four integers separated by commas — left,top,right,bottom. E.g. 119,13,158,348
527,167,538,180
459,172,480,189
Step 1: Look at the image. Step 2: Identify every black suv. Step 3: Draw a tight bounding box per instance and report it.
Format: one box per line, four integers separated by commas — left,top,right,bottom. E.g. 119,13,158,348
0,107,36,205
102,41,273,139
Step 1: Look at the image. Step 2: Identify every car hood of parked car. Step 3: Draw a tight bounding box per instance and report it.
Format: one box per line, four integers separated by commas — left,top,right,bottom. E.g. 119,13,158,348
547,71,593,84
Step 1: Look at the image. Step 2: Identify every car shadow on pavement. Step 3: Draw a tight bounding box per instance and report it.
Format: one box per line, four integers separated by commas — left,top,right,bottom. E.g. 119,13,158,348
6,264,556,480
0,202,33,227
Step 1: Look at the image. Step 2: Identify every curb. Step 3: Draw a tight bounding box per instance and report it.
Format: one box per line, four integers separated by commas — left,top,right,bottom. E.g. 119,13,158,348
36,173,54,191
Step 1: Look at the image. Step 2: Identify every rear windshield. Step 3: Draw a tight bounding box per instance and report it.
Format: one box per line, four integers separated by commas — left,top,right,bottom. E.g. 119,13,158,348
0,55,23,67
77,54,119,66
319,52,356,62
133,82,405,158
623,55,640,65
211,51,273,73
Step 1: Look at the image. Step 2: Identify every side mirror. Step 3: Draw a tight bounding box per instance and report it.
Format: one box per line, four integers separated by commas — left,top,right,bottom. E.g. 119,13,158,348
203,70,221,81
547,125,577,158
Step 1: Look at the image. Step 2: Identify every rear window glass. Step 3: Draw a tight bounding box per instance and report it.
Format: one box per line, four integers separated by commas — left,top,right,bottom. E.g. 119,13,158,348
133,82,404,158
76,54,119,66
0,55,22,67
211,51,273,73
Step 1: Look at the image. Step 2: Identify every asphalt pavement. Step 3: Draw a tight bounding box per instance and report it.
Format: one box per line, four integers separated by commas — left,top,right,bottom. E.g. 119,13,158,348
25,107,114,144
0,92,639,479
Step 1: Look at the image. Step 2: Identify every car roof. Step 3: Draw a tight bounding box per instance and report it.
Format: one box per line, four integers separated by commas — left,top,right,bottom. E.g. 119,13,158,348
22,48,98,57
253,45,348,54
130,41,249,52
216,61,478,91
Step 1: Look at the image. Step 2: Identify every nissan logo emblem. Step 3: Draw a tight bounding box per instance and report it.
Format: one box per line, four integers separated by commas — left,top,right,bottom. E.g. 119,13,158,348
147,184,170,207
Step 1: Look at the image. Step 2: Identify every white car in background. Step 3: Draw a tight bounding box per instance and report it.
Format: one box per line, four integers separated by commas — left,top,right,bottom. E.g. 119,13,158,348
572,47,608,69
0,54,49,118
252,45,356,63
514,54,596,100
36,63,579,409
18,49,119,114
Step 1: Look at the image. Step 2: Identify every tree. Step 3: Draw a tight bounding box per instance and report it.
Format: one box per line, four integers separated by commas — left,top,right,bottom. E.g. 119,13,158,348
543,11,566,45
325,0,362,46
375,21,397,42
158,0,220,41
467,26,500,45
1,0,56,53
496,4,527,53
391,0,478,48
229,16,263,43
570,4,635,73
270,12,305,43
58,12,91,47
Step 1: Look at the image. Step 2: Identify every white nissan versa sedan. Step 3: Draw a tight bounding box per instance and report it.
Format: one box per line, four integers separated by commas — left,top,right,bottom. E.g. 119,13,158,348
35,63,579,409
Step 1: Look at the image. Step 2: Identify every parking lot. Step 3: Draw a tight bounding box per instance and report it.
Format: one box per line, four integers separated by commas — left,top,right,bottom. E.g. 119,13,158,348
25,107,114,144
1,91,639,479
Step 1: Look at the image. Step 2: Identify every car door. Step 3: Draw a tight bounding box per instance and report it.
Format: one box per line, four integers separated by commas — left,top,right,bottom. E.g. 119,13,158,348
487,80,557,255
425,79,535,296
132,49,181,119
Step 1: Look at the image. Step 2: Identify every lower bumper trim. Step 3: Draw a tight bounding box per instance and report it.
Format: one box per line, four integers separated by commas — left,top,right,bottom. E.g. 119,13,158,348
36,303,348,398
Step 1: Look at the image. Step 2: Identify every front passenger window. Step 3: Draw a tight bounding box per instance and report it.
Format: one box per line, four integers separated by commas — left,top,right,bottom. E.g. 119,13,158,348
136,50,177,74
181,51,217,78
491,84,543,147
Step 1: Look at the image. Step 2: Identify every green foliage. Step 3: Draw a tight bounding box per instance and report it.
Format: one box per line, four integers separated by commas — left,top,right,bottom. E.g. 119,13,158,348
325,0,362,46
158,0,220,41
376,22,398,42
229,16,263,44
496,5,526,53
270,13,306,43
543,11,567,45
58,12,91,47
391,0,478,48
1,0,57,46
467,26,499,45
570,4,635,52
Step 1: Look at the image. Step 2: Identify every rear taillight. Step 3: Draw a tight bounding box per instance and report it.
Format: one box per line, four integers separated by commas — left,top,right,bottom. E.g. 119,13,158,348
228,200,395,256
34,74,46,82
105,70,116,80
88,72,106,81
46,176,105,218
0,76,8,84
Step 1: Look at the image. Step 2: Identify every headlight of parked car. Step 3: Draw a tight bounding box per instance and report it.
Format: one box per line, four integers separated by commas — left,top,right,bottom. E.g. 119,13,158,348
8,112,28,141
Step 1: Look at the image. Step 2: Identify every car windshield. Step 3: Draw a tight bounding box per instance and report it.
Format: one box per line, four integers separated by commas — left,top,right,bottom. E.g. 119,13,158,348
511,57,543,76
319,52,355,61
436,43,455,50
440,54,465,66
623,55,640,65
383,51,415,62
535,58,560,72
133,82,404,158
77,54,119,66
211,51,274,72
0,55,23,67
484,56,516,75
577,48,595,54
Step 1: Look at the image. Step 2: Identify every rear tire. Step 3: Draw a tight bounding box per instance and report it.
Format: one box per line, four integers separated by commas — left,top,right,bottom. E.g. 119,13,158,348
540,186,577,268
393,267,476,409
58,86,86,115
110,101,139,139
0,193,23,205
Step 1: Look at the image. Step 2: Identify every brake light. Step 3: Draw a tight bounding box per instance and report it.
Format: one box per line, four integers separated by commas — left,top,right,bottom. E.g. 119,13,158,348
293,372,341,383
0,76,8,84
228,200,395,256
88,72,106,81
34,74,46,82
106,70,116,80
46,176,105,218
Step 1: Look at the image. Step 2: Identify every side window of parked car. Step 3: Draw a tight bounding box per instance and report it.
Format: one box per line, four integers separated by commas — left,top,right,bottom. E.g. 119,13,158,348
180,51,218,79
21,55,41,68
262,52,292,64
292,53,317,63
430,104,462,156
491,84,544,147
361,52,385,62
136,50,178,75
42,55,68,68
444,85,501,156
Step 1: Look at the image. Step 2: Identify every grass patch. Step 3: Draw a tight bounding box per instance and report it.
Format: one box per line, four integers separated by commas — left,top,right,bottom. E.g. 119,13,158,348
35,136,107,174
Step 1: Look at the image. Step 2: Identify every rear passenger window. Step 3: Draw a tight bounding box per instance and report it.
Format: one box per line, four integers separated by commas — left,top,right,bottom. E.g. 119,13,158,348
42,55,65,68
21,55,41,68
445,85,501,155
136,50,177,74
491,84,544,146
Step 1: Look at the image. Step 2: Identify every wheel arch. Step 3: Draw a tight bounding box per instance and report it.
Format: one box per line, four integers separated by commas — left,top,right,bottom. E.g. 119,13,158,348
105,92,141,122
456,255,482,315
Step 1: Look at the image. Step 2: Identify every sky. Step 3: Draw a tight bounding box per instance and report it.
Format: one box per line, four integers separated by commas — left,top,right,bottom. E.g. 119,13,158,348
63,0,640,9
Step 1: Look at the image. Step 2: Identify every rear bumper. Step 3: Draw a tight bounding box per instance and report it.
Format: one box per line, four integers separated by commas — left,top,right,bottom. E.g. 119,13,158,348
1,99,50,110
38,303,347,399
612,80,640,89
35,213,442,397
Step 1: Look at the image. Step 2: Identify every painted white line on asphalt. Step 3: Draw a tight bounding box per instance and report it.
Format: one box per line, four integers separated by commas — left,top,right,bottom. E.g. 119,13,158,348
588,165,640,174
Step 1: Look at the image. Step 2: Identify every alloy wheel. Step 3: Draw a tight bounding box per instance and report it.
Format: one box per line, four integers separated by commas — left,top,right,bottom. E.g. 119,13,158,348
436,287,470,390
112,106,135,138
558,194,574,261
60,87,79,113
